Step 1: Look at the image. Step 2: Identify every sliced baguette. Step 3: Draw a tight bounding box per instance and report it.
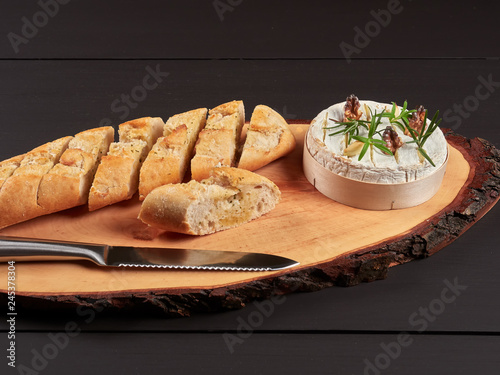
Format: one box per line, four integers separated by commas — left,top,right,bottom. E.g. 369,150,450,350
88,117,164,211
37,126,114,213
0,136,73,229
190,101,244,181
139,108,207,200
238,105,296,171
138,167,281,235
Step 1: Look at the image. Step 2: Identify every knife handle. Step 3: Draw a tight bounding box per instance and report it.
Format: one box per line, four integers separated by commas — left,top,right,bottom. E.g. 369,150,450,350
0,236,107,265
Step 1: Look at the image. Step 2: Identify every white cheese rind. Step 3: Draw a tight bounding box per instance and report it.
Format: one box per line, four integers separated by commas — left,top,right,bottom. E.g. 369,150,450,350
307,100,448,184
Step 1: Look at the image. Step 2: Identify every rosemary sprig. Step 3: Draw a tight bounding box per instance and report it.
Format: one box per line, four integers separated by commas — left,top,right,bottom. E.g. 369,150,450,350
403,109,442,167
324,118,369,145
351,135,393,159
355,107,392,160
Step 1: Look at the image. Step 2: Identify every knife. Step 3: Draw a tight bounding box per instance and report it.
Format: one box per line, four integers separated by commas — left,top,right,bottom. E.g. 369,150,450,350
0,236,299,271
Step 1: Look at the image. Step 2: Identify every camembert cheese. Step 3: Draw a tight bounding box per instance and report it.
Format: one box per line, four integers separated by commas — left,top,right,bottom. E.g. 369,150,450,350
307,100,448,184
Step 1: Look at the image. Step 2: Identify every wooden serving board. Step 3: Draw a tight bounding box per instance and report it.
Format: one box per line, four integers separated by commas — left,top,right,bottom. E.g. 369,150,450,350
0,124,499,316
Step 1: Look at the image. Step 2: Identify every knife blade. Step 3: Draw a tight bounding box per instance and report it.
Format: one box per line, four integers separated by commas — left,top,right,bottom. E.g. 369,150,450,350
0,236,299,271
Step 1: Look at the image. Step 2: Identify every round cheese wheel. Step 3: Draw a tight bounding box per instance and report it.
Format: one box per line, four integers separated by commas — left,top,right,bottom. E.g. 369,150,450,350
306,100,448,184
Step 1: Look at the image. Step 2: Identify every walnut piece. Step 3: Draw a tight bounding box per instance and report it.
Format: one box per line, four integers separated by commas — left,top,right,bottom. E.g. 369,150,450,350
382,126,404,154
405,105,426,135
344,94,362,121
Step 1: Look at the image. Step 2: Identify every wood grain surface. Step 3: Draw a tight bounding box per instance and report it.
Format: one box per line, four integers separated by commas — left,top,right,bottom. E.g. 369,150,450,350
1,0,498,59
1,124,497,318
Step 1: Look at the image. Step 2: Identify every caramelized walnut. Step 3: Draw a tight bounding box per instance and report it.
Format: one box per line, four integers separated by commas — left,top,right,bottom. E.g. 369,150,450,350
405,105,426,135
383,126,404,154
344,94,362,121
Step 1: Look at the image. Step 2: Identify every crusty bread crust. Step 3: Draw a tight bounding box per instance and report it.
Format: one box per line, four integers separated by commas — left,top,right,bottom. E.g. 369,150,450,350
138,167,281,235
238,105,296,171
139,108,207,200
0,175,53,229
0,154,26,190
0,136,72,229
190,101,244,181
139,181,214,234
38,126,114,213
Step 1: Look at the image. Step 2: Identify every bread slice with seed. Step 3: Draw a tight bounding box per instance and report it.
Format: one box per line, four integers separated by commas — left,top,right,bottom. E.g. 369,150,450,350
37,126,114,213
138,167,281,235
0,136,73,229
190,101,244,181
138,108,207,200
238,105,296,171
88,117,164,211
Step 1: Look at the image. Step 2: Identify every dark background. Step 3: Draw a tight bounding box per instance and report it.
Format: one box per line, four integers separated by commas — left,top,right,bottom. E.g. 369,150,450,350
1,1,499,374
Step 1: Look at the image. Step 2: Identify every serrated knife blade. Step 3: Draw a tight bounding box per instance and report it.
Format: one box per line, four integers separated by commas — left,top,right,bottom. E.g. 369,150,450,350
0,236,299,271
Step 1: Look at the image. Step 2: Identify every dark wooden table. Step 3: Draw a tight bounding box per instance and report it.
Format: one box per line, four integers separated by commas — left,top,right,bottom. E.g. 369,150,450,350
1,1,499,374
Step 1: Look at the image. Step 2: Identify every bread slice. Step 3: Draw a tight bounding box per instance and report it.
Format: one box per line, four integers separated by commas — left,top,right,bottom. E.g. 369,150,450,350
0,154,26,191
139,108,207,200
88,140,149,211
88,117,164,211
238,105,296,171
117,117,164,151
0,136,73,229
190,101,244,181
138,167,281,235
37,126,114,213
